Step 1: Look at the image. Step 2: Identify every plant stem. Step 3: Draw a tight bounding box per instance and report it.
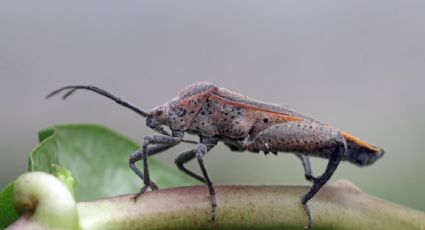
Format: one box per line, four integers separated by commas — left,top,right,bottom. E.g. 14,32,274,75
9,172,425,230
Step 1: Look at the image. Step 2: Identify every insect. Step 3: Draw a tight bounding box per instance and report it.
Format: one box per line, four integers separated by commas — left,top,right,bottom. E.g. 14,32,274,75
47,82,384,229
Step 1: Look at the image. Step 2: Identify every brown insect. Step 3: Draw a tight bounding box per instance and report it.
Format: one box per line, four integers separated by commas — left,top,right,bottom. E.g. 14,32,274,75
47,82,385,229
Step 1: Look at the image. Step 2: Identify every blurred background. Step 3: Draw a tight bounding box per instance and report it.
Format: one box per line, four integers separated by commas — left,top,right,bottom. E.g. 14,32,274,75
1,0,425,212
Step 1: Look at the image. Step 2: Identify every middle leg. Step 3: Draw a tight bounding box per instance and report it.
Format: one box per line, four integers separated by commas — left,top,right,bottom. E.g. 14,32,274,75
175,137,217,183
195,144,217,222
174,137,218,221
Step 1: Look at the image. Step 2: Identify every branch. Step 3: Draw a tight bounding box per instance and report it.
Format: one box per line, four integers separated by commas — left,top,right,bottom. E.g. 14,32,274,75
8,172,425,229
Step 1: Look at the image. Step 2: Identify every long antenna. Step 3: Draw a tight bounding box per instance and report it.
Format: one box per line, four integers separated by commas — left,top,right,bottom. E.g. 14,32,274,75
46,85,148,117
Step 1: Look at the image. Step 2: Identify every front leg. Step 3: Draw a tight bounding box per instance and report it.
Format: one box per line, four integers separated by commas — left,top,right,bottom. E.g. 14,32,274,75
129,134,181,198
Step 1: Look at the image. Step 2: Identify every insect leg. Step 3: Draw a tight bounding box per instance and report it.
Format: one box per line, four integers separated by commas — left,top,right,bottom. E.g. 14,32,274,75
175,137,217,183
130,134,181,198
296,154,315,182
246,121,347,229
301,137,347,229
175,149,205,183
194,143,217,222
130,143,177,181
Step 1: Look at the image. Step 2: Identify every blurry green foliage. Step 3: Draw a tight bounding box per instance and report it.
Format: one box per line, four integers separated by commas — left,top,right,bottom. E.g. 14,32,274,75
0,124,198,229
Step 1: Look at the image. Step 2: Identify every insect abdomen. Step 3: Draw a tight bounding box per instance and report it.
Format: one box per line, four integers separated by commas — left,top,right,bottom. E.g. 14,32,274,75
340,131,385,166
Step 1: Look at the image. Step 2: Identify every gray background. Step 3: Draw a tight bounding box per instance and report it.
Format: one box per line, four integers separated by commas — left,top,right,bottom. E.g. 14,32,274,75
1,0,425,212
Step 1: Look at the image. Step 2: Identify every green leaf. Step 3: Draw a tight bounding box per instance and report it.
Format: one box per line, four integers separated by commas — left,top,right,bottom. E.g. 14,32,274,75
0,182,19,229
29,124,198,201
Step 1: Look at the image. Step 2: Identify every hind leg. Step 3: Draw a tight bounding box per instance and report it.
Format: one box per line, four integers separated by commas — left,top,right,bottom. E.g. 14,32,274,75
300,140,346,229
296,154,315,182
246,121,347,229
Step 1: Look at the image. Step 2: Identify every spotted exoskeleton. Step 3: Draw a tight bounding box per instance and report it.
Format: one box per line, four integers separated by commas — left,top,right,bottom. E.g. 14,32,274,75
47,82,385,229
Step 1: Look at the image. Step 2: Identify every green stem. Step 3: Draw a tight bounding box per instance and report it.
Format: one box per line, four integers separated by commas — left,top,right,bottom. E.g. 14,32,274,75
9,172,425,230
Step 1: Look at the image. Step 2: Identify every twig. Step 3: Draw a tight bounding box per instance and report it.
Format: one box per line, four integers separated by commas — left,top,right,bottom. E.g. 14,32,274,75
8,172,425,230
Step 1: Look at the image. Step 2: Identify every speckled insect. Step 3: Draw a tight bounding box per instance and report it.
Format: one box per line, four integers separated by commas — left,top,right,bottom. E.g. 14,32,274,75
47,82,385,229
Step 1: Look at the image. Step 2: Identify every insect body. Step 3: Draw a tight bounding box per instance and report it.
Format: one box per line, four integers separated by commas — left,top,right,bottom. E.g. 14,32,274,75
48,82,385,229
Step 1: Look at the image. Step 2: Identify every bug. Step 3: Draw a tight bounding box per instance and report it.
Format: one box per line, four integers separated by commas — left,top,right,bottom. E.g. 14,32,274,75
47,82,384,229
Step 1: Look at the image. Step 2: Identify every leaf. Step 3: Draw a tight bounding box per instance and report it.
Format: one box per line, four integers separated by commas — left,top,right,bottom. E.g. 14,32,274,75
29,124,198,201
0,182,19,229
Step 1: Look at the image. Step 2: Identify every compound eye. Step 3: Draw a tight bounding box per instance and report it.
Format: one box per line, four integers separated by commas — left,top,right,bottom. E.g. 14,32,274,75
155,109,163,117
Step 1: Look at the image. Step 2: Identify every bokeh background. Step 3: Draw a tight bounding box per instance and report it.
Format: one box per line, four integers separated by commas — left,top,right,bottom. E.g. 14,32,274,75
1,0,425,212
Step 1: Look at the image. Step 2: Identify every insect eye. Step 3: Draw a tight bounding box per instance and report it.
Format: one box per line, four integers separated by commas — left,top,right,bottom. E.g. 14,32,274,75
156,109,163,116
